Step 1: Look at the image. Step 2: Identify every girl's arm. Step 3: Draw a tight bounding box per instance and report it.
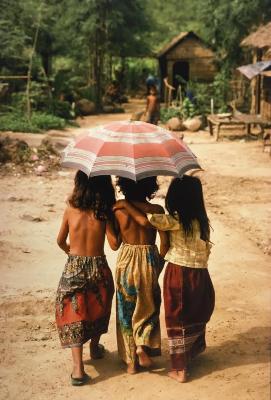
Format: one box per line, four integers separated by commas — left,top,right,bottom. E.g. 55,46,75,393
113,201,169,257
158,230,170,258
57,208,70,254
106,218,121,251
113,200,152,228
145,96,150,113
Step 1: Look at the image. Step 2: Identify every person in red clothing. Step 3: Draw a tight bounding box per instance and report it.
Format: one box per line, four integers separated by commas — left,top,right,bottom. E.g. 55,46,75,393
55,171,120,386
114,175,215,383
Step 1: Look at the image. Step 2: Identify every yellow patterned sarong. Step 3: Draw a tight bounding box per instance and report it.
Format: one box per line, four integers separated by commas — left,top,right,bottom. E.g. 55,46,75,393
116,243,163,365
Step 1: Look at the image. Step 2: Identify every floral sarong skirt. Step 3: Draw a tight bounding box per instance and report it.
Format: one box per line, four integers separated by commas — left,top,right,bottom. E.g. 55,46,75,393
55,254,114,348
164,262,215,370
116,244,163,365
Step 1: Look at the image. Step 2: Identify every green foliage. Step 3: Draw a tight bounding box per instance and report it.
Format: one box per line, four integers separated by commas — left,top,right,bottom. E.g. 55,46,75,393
0,112,66,133
212,71,231,113
184,79,230,115
181,98,197,119
10,86,74,119
145,0,202,52
198,0,271,68
0,0,27,69
1,0,271,119
160,107,181,123
76,86,96,103
187,82,213,116
48,100,74,119
30,112,66,130
122,58,157,93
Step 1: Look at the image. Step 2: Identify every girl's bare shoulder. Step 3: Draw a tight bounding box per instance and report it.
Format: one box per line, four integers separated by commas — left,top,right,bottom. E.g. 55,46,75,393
148,203,164,214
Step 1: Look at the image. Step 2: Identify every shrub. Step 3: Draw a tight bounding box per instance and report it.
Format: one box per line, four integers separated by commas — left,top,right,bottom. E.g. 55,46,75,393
212,71,231,113
76,85,96,102
181,98,197,119
160,107,181,123
48,99,74,119
0,112,66,133
31,113,66,130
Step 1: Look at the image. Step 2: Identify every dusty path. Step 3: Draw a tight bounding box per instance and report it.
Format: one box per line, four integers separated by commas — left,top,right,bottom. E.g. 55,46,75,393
0,102,270,400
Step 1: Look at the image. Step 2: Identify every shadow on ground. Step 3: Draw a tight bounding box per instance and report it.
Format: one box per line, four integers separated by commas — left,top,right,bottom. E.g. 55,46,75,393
148,327,270,382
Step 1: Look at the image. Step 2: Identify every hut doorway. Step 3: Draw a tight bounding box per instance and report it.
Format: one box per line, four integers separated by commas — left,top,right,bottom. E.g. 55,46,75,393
173,61,189,89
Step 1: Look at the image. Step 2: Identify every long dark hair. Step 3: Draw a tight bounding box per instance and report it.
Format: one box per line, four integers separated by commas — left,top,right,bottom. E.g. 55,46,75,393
69,171,115,220
165,176,210,242
116,176,159,201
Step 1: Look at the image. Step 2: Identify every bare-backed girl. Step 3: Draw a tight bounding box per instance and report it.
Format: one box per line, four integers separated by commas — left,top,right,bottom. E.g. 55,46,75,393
56,171,120,386
113,177,169,374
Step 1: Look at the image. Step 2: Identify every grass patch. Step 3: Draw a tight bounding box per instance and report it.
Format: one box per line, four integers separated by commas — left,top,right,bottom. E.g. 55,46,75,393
0,112,67,133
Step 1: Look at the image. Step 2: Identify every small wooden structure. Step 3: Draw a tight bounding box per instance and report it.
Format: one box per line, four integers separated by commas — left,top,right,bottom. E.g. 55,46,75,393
241,22,271,120
207,113,271,141
157,31,217,99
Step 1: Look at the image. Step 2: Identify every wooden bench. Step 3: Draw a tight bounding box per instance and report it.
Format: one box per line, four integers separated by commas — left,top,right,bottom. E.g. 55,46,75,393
207,114,271,141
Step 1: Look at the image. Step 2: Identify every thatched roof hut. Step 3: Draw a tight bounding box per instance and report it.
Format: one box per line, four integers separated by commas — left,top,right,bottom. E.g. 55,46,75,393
241,22,271,51
241,22,271,119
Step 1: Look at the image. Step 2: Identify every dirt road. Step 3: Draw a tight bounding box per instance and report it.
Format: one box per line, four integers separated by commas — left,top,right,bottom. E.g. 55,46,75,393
0,103,270,400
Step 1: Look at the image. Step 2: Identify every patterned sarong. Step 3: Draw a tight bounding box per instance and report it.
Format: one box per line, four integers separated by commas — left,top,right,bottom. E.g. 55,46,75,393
116,244,163,365
55,254,114,348
164,262,215,370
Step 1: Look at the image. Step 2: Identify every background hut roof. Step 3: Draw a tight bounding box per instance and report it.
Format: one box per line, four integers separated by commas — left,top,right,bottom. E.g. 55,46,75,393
157,31,202,58
241,22,271,49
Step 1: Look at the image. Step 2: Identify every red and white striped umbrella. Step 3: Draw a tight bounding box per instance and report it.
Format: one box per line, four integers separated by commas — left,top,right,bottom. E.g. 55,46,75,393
61,120,201,181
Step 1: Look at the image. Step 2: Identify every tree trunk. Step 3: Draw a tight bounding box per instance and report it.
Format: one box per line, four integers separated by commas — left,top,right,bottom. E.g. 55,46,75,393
93,0,108,110
25,8,42,121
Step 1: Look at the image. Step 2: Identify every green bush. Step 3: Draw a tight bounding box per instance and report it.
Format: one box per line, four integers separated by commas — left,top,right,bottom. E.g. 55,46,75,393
173,76,231,117
0,112,66,133
160,107,181,123
31,113,66,130
212,71,231,113
76,86,96,102
181,98,197,119
187,82,213,115
49,99,74,119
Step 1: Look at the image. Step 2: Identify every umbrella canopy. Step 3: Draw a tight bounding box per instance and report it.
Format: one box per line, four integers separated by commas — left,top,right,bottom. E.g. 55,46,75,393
61,120,201,181
237,60,271,80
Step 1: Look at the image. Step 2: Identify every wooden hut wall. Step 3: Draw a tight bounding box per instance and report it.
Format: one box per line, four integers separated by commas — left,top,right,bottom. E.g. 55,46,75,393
262,76,271,119
165,37,216,83
249,48,271,119
261,49,271,120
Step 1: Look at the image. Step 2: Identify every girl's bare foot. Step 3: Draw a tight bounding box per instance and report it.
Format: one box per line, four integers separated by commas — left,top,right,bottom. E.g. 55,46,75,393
136,346,152,368
127,363,137,374
168,369,188,383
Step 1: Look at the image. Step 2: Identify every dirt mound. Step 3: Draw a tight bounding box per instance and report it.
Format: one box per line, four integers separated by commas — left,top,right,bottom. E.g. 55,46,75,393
0,136,61,175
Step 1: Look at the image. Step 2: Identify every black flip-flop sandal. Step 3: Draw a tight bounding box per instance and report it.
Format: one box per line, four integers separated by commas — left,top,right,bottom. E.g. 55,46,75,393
90,343,105,359
71,373,91,386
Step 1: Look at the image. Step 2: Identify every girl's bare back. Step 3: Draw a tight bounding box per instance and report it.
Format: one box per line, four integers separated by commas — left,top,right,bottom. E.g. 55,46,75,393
57,206,112,257
68,207,107,256
114,201,163,245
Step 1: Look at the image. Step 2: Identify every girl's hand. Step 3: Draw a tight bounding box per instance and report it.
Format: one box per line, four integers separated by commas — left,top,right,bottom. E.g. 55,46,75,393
65,244,70,255
113,200,126,211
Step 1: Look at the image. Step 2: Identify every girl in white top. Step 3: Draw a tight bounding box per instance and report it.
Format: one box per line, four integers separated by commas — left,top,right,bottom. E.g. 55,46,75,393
114,175,215,383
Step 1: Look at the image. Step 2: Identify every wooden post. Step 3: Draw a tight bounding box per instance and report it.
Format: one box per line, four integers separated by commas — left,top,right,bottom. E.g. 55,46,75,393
25,5,42,121
163,77,175,108
211,98,214,114
208,119,214,136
